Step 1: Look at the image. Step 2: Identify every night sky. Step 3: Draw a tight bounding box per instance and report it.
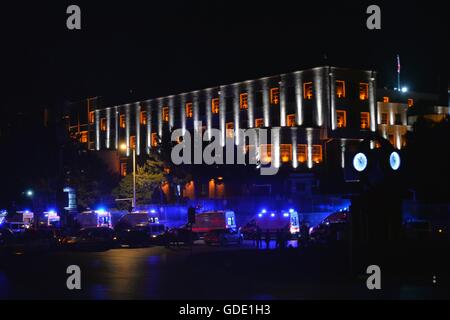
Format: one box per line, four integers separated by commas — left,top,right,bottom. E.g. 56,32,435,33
0,0,448,111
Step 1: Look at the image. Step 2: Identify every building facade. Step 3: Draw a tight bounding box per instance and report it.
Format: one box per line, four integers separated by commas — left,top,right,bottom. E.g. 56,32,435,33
68,66,378,176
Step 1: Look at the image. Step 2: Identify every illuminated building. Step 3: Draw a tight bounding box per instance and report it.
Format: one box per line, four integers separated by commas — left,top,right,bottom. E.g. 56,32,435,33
66,66,381,201
376,89,448,149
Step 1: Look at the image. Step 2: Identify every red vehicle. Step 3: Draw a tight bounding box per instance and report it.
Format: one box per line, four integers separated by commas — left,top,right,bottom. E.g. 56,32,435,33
191,211,237,234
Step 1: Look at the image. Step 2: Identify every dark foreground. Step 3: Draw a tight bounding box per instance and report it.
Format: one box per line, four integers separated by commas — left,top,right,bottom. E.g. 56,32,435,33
0,240,449,300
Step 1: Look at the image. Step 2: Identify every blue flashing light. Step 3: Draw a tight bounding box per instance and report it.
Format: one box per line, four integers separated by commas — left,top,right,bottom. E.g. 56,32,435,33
283,213,290,218
258,213,263,218
24,210,30,213
261,209,267,214
150,209,156,214
270,213,275,218
289,209,294,213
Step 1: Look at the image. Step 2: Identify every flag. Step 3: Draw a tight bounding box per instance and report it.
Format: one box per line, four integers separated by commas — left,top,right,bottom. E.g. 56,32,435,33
397,54,401,74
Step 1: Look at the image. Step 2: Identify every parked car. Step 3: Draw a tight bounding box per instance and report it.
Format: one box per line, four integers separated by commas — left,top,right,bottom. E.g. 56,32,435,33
204,228,243,246
162,226,198,246
117,225,152,247
0,227,15,255
61,227,118,250
1,222,28,234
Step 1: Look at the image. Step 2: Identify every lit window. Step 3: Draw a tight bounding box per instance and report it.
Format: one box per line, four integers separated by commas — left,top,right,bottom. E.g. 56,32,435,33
140,111,147,125
120,163,127,177
383,96,390,103
336,80,346,98
359,83,369,100
361,112,370,129
130,136,136,149
211,98,219,114
80,131,88,143
280,144,292,163
255,118,264,128
151,133,158,147
336,110,347,128
240,93,248,110
89,111,95,124
287,114,296,127
226,122,234,138
270,88,280,105
100,118,106,131
260,144,272,163
381,113,388,125
304,82,313,100
407,98,414,107
162,107,169,122
312,145,323,163
120,114,126,128
297,144,307,163
185,102,193,118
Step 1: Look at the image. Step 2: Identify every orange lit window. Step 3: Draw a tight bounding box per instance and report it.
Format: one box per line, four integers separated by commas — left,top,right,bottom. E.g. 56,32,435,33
100,118,106,131
211,98,219,114
381,113,388,125
260,144,272,163
336,110,347,128
336,80,346,98
80,131,88,143
185,102,193,118
297,144,307,163
287,114,296,127
407,98,414,107
304,82,313,100
162,107,169,122
119,114,126,128
130,136,136,149
361,112,370,129
226,122,234,138
270,88,280,104
255,118,264,128
239,93,248,110
383,96,390,103
120,163,127,177
280,144,292,163
151,133,158,147
359,83,369,100
140,111,147,125
89,111,95,124
312,145,323,163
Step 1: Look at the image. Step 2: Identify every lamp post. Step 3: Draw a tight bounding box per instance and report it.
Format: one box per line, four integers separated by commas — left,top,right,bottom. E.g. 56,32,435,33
120,143,136,209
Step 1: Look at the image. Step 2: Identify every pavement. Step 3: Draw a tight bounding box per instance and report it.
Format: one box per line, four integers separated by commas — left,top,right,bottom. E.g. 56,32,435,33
0,240,448,300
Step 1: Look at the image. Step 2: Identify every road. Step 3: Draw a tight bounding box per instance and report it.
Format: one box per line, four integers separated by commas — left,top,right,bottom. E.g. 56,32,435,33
0,240,448,299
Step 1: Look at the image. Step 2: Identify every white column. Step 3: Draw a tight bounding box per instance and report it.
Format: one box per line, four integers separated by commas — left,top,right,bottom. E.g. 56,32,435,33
106,108,111,149
135,103,141,156
205,89,213,140
115,107,119,150
233,85,240,145
146,101,152,154
126,104,130,156
294,72,304,126
369,75,377,132
95,110,100,151
313,68,324,127
247,82,255,128
219,87,226,147
280,76,287,127
262,79,270,127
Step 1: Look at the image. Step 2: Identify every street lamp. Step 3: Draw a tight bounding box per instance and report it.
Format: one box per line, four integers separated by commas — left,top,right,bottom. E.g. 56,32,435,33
26,190,34,197
120,143,136,209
